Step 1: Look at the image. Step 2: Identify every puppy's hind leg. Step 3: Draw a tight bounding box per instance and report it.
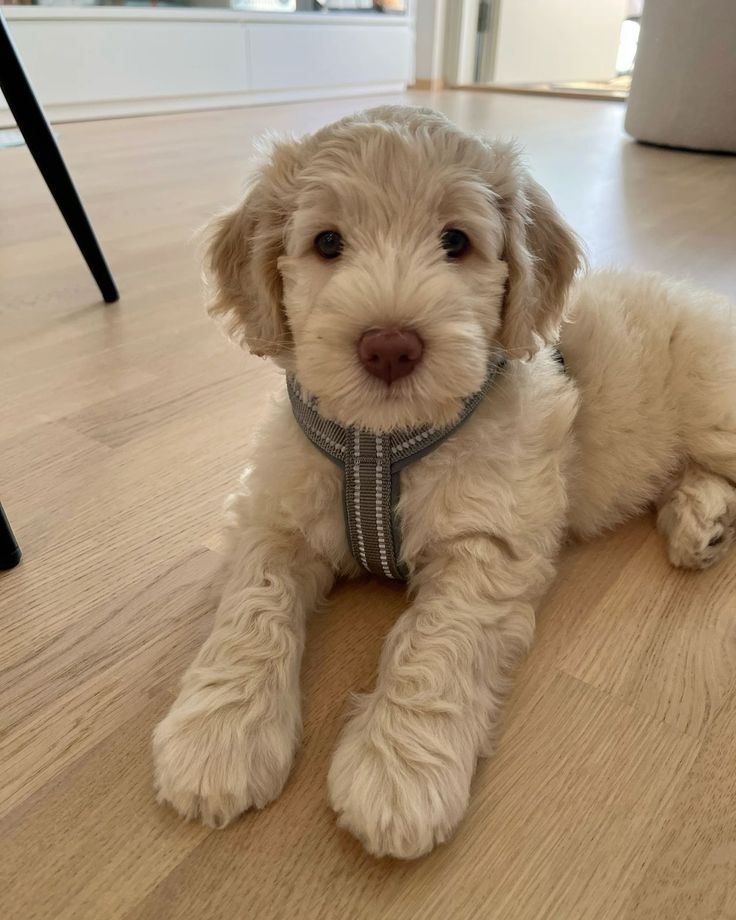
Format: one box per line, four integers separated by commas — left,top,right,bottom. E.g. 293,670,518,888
668,283,736,489
664,294,736,568
685,419,736,490
657,464,736,570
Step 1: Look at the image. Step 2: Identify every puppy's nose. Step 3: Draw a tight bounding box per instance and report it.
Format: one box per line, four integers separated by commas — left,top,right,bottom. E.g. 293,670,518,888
357,328,423,384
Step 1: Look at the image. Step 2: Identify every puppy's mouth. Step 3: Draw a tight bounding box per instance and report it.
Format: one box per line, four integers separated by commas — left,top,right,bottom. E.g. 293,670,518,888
295,318,490,433
301,359,487,436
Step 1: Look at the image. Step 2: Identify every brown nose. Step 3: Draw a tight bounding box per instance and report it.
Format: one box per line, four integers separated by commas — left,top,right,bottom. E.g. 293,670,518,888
357,328,424,384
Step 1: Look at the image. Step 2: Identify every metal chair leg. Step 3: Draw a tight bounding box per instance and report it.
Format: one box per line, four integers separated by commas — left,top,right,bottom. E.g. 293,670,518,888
0,502,21,570
0,12,119,303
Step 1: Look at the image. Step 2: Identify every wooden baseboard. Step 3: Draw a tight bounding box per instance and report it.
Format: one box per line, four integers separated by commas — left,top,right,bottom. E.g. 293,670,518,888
452,83,627,103
411,78,446,91
0,83,408,129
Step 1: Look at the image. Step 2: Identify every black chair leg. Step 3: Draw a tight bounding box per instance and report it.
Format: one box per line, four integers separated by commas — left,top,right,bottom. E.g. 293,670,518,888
0,502,22,570
0,12,119,303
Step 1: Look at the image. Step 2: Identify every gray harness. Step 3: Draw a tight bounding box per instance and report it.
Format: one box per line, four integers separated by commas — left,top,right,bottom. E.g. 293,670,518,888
287,358,505,581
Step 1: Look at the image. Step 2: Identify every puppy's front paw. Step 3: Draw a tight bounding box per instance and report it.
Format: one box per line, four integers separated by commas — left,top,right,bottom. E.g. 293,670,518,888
328,697,473,859
153,697,298,828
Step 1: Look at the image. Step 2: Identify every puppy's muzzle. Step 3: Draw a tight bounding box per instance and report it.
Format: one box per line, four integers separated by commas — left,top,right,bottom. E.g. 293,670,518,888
357,328,423,385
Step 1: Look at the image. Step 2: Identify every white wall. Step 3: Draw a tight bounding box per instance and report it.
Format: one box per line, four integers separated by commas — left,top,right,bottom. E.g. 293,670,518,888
414,0,438,81
0,8,414,126
493,0,627,84
413,0,447,85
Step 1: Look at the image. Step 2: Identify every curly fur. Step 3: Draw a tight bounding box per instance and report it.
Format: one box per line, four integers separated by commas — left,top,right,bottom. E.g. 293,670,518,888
153,105,736,859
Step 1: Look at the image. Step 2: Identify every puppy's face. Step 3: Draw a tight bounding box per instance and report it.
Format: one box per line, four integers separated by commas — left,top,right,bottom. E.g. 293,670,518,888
279,131,508,431
207,106,581,432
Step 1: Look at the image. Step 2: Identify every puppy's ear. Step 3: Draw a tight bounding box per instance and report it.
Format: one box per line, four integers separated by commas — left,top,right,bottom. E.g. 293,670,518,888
205,138,303,358
490,143,583,357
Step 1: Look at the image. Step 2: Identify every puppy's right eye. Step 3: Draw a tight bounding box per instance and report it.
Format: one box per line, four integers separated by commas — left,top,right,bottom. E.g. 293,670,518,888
441,228,470,259
315,231,343,260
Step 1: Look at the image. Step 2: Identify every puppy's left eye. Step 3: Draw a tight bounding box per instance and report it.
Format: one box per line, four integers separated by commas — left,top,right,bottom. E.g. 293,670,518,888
314,231,343,260
440,228,470,259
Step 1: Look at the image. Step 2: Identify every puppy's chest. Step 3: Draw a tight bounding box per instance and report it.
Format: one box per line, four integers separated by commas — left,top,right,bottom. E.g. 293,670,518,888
284,366,577,575
298,418,550,576
399,430,518,543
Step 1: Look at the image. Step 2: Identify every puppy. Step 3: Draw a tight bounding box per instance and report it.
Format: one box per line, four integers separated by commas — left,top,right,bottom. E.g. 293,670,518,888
153,105,736,859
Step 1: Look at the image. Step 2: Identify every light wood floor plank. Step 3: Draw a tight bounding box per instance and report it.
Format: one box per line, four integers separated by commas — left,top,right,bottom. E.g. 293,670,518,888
624,687,736,920
0,548,220,817
1,694,211,920
558,531,736,736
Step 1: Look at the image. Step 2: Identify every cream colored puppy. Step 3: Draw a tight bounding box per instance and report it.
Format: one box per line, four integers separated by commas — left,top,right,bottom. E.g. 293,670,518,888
153,106,736,858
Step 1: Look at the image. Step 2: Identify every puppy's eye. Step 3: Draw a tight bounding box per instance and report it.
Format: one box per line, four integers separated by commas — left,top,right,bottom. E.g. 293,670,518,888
441,228,470,259
314,231,343,260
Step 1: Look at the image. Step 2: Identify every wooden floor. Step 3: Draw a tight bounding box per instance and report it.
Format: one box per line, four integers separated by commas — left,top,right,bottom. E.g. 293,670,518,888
2,91,736,920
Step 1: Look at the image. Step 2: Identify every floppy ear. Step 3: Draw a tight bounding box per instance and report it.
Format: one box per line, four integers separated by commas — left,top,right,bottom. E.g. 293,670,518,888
490,143,583,357
205,138,303,359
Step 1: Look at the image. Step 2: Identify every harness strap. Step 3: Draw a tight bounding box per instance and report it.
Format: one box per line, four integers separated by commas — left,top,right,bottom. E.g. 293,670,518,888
287,358,506,581
345,430,402,579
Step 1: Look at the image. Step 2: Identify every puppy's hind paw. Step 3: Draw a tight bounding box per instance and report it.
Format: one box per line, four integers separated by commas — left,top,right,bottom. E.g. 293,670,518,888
658,469,736,570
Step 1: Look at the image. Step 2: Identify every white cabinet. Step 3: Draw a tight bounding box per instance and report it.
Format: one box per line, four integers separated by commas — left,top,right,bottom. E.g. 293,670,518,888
0,9,414,126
